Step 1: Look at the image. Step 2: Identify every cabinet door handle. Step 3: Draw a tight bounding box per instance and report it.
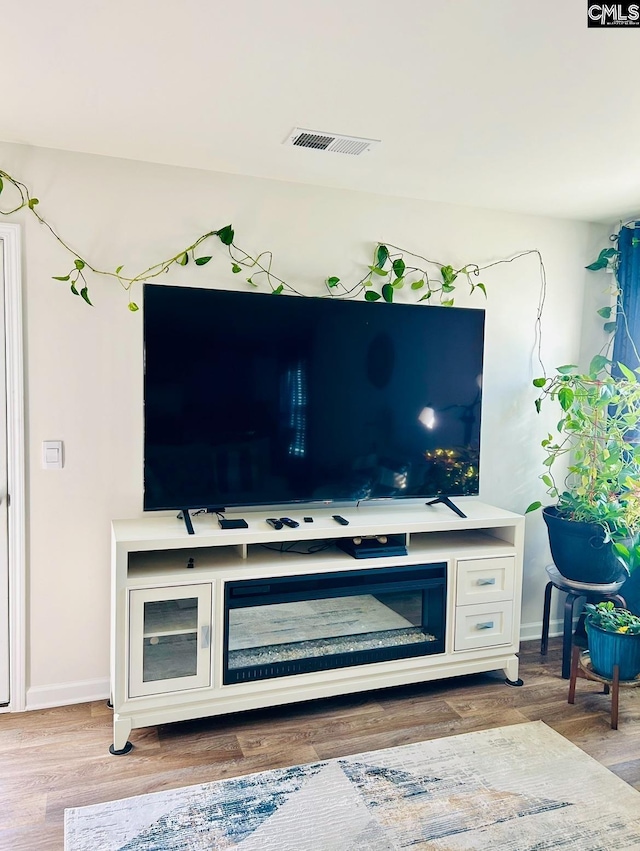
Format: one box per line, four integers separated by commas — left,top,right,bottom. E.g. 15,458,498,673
476,577,496,586
201,625,211,649
476,621,494,630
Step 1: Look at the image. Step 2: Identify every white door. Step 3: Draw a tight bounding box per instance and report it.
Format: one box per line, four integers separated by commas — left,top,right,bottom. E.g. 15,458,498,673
0,244,9,705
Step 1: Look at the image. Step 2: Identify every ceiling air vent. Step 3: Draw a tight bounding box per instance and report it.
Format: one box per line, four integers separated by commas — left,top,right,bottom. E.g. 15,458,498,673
285,128,380,156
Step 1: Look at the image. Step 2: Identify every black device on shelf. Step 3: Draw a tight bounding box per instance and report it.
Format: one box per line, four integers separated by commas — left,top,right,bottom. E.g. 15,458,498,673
337,533,408,559
218,517,249,530
143,286,484,513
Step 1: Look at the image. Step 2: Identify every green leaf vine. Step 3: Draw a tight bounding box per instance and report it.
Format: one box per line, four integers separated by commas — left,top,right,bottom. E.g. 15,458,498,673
0,167,543,334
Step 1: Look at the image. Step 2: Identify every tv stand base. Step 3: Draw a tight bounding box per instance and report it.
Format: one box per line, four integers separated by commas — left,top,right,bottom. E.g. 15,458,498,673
426,495,467,519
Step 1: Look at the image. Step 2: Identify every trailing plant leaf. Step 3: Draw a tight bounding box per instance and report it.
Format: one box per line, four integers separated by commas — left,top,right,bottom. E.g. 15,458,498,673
533,377,546,388
0,176,3,194
246,277,257,286
195,256,212,266
365,291,381,301
525,501,542,513
272,284,284,295
391,277,404,288
231,263,242,273
535,398,542,413
556,364,578,374
215,225,234,245
27,198,39,208
589,354,611,376
441,265,457,286
70,282,79,296
586,247,619,271
598,306,613,319
326,276,340,287
441,298,454,307
411,279,425,290
382,283,394,303
368,265,387,276
604,321,617,334
442,282,455,293
376,244,389,269
176,252,188,266
52,275,70,281
476,282,487,297
74,258,85,270
80,287,92,306
115,265,124,275
392,258,405,279
419,292,432,301
128,302,139,312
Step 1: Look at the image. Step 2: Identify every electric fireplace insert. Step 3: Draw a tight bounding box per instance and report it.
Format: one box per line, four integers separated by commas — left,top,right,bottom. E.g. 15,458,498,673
223,562,446,684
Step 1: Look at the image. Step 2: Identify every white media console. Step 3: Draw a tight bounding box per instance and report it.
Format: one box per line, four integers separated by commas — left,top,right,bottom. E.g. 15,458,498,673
110,499,524,754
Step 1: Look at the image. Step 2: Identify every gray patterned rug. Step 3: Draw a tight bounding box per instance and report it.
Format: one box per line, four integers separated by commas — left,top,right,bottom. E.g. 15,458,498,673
64,721,640,850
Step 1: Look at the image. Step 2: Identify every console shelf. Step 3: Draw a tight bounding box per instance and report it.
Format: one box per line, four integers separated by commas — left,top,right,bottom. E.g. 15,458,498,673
111,499,524,754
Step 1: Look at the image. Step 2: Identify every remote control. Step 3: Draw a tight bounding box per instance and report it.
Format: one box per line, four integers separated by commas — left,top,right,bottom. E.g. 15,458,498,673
332,514,349,525
266,518,284,530
280,517,300,528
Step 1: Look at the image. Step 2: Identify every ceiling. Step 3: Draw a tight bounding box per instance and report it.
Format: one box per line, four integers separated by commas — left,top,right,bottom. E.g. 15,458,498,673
2,0,639,223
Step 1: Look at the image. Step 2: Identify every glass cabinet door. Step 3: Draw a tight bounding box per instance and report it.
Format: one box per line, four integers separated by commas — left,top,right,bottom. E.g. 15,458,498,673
128,584,212,698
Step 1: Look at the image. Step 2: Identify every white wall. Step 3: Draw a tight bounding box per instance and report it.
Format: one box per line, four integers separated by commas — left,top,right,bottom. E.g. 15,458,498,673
0,141,605,706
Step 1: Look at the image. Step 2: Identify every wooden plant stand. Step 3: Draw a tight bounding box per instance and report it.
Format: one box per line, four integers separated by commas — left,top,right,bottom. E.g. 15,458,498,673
568,645,640,729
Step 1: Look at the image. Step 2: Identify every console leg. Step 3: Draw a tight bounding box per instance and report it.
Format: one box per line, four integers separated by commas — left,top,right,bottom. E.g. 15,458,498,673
503,657,522,686
111,715,133,755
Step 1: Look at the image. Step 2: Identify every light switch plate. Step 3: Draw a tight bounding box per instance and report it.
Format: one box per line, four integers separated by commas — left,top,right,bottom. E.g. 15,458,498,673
42,440,64,469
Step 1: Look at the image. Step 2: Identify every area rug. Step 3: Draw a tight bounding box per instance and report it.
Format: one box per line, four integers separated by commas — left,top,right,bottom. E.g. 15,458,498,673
64,721,640,850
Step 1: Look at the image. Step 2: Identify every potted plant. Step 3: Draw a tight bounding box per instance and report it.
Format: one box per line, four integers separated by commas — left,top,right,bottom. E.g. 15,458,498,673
527,355,640,585
584,601,640,680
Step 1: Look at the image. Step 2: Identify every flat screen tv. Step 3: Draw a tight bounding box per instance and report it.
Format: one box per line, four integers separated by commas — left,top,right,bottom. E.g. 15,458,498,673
143,284,485,512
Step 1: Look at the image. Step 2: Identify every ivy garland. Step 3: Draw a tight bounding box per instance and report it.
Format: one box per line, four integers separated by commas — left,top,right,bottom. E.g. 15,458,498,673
0,168,545,339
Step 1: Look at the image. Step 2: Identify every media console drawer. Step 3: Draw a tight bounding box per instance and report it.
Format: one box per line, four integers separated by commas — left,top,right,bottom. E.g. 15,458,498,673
453,601,513,651
456,556,515,606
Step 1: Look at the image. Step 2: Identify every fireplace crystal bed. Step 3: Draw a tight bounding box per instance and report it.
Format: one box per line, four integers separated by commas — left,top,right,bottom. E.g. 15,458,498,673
223,563,446,683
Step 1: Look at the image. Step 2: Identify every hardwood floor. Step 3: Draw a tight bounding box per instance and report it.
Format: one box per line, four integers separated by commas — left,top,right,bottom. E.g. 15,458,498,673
1,637,639,850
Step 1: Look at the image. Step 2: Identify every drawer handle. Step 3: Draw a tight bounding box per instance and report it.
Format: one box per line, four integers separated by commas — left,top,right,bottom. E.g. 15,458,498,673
201,625,210,649
476,621,494,630
476,577,496,586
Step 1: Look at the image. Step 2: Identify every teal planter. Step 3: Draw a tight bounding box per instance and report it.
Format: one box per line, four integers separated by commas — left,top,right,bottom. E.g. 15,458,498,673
586,618,640,681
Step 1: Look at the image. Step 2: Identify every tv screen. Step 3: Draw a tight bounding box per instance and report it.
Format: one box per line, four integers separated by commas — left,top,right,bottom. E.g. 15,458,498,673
143,285,485,511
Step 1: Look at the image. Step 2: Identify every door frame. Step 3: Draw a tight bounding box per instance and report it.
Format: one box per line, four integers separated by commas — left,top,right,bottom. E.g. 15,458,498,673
0,223,26,712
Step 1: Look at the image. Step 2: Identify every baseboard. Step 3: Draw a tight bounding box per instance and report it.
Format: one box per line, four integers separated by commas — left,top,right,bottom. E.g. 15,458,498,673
25,677,110,711
20,623,561,710
519,618,566,643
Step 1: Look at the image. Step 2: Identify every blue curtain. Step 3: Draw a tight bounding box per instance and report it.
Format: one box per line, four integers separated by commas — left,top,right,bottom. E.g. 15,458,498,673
612,222,640,371
612,223,640,612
